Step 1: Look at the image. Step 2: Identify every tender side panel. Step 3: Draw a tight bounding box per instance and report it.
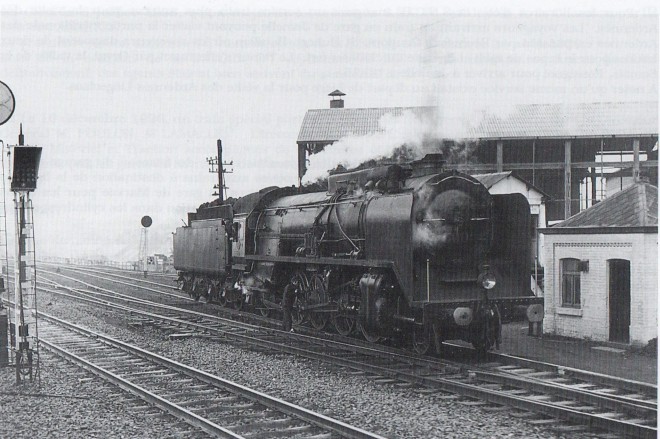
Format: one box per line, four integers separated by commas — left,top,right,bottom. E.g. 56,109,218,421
173,219,227,276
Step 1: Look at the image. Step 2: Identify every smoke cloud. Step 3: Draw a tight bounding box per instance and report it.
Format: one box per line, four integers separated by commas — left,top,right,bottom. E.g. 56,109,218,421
303,110,441,184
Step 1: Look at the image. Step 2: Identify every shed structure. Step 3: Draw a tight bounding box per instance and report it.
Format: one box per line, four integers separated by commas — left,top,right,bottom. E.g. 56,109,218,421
540,183,658,346
297,99,658,223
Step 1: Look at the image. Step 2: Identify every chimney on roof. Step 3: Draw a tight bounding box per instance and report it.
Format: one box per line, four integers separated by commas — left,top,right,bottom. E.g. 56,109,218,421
329,89,345,108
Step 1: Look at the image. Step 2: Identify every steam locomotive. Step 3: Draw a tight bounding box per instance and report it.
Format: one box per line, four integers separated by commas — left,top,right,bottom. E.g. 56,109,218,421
173,153,543,354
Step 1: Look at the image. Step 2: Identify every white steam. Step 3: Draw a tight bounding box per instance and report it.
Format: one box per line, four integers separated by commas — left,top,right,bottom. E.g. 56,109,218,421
302,110,439,184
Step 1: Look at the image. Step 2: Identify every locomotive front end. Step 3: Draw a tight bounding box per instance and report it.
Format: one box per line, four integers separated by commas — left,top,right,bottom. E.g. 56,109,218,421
410,172,504,352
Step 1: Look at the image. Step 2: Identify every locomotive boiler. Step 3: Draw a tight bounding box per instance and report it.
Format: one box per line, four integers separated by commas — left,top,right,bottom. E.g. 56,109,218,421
173,154,543,354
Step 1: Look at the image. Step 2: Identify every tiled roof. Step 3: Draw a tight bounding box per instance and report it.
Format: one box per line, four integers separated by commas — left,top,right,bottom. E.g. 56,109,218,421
297,102,658,142
297,107,436,143
555,183,658,228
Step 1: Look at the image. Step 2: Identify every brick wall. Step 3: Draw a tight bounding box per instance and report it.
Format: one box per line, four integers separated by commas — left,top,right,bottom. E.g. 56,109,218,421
541,232,658,346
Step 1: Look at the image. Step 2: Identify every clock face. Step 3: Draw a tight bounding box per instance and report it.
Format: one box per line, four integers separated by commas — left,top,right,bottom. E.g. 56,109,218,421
0,81,16,126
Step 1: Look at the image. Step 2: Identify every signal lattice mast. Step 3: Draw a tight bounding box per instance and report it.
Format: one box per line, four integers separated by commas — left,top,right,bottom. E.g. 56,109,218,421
8,125,42,383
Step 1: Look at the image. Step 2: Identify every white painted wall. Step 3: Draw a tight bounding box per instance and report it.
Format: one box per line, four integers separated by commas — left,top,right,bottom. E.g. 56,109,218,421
541,232,658,346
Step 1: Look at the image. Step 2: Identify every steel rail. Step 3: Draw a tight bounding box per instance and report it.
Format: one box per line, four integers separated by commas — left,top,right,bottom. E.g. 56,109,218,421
40,268,190,301
40,262,180,291
33,278,657,438
40,312,388,439
40,338,245,439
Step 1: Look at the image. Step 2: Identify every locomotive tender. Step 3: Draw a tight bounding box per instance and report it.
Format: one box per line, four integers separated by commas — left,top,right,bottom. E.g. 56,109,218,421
173,153,543,354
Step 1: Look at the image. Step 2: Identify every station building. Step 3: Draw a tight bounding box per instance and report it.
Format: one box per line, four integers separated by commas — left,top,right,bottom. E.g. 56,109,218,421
541,183,658,346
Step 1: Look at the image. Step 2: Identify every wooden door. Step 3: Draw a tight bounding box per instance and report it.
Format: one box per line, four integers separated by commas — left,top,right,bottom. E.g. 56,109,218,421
608,259,631,343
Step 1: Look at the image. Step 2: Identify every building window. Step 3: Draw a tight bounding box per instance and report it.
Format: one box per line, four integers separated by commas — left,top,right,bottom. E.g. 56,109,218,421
561,258,581,308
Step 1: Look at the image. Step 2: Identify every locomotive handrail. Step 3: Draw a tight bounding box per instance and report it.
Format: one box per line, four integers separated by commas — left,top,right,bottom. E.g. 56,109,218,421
261,198,364,212
420,217,490,222
244,254,393,268
430,175,482,186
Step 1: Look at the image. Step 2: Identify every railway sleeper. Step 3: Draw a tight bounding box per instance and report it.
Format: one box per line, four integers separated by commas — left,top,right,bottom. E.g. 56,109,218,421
227,418,301,433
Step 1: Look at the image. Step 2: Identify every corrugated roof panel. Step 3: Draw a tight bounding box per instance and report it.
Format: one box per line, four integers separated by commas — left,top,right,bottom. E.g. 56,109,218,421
467,101,658,139
297,107,436,142
298,102,658,142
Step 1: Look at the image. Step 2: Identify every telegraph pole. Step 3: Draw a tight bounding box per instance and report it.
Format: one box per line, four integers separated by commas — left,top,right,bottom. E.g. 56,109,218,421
207,139,232,203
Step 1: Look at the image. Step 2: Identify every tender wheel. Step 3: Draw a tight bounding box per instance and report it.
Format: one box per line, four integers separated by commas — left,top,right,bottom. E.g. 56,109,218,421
412,325,431,355
191,281,203,302
332,314,355,336
358,321,383,343
180,274,194,296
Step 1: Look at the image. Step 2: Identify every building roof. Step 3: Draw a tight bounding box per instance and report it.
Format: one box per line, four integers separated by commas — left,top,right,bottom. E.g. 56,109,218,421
297,106,436,143
471,172,513,189
472,171,550,198
554,183,658,228
469,101,658,139
297,101,658,143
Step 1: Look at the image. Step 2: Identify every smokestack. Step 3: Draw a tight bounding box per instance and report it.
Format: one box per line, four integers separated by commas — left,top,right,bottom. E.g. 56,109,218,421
329,89,345,108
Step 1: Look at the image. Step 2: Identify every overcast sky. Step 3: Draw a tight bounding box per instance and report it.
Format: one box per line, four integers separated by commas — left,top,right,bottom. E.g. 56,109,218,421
0,4,657,260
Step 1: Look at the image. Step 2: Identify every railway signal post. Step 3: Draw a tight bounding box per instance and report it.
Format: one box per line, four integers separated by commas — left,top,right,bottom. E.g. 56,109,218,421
139,215,152,278
0,80,16,368
9,127,42,383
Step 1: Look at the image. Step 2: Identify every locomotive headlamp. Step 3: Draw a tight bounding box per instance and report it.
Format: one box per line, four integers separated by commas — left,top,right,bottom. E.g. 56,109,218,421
478,268,497,290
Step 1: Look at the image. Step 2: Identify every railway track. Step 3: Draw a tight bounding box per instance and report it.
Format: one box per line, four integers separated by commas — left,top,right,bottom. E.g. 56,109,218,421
40,263,180,289
37,311,387,439
35,269,658,438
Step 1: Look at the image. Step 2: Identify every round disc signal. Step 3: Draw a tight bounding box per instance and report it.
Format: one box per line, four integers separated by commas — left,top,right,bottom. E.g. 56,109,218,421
141,216,152,228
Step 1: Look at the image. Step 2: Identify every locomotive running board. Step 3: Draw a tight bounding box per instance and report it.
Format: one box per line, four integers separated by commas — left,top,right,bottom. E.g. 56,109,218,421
245,254,394,269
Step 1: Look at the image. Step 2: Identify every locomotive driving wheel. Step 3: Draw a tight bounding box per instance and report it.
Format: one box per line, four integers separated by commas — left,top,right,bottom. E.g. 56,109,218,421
307,274,329,331
332,282,357,336
358,321,383,344
288,272,307,326
332,314,355,336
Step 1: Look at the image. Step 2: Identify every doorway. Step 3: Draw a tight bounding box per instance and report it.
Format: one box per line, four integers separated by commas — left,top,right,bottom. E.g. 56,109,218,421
608,259,631,343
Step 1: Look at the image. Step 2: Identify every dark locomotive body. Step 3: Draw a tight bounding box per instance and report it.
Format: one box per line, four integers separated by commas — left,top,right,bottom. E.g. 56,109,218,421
173,155,543,353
